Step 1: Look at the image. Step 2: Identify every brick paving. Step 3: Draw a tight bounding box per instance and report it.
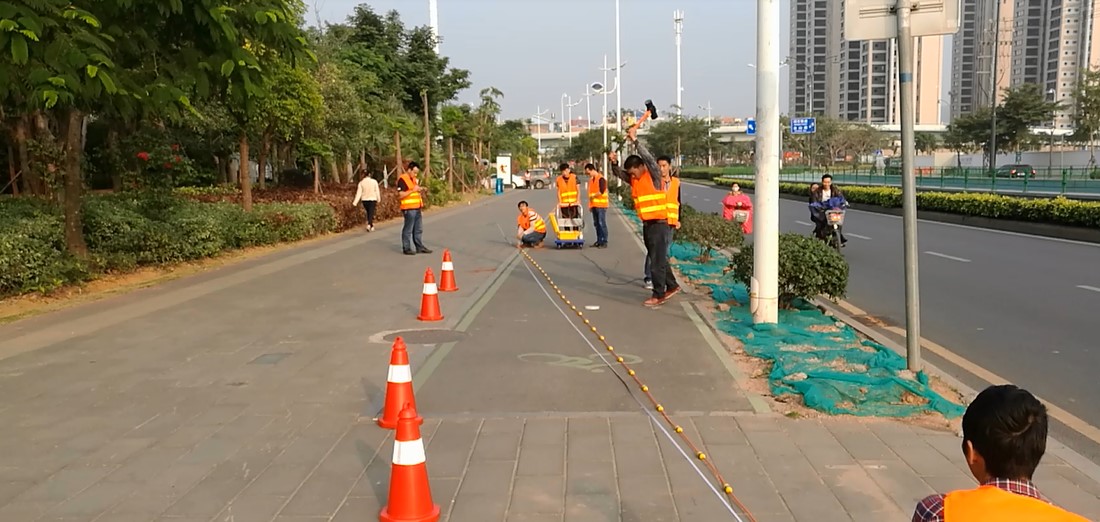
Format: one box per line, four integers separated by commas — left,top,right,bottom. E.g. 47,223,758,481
0,189,1097,521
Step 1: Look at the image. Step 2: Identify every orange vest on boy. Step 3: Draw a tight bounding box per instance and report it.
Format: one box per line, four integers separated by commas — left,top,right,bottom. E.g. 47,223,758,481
944,485,1088,522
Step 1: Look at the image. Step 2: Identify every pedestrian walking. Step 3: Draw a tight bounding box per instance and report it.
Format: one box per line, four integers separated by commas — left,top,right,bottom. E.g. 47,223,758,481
585,163,609,247
352,167,380,232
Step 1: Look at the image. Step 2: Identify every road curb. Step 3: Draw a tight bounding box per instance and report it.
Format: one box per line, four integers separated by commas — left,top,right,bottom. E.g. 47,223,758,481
813,297,1100,485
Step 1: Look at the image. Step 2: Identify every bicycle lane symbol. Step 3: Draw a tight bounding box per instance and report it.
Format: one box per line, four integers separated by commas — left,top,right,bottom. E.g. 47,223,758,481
517,352,643,373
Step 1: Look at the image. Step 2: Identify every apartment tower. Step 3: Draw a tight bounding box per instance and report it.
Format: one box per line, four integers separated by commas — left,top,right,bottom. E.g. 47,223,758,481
790,0,945,124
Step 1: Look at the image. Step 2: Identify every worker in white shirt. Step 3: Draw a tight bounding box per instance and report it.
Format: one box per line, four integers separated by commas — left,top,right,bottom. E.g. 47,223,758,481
351,167,381,231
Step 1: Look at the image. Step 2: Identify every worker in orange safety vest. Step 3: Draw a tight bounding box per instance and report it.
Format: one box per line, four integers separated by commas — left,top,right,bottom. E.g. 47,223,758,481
585,163,609,247
556,164,580,219
516,200,547,248
397,161,432,256
608,125,680,307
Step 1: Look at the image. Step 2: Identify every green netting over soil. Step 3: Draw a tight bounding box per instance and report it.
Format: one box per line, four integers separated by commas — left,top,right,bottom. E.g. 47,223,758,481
619,207,964,419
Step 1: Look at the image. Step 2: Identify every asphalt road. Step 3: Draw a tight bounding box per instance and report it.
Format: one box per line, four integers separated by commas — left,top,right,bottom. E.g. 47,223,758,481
681,181,1100,460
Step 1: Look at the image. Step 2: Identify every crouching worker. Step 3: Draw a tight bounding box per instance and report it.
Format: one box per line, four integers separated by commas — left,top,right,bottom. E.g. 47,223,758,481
912,383,1088,522
516,200,547,248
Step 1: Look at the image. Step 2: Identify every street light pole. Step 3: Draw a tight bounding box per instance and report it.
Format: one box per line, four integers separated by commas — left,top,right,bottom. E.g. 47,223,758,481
674,10,684,117
699,102,713,166
560,94,566,135
897,0,922,372
615,0,622,133
534,106,549,166
585,84,592,130
752,0,780,325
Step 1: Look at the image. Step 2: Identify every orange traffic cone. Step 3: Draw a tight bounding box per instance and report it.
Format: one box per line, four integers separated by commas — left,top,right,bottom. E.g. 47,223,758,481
416,269,444,322
378,337,424,430
379,404,440,522
438,250,458,292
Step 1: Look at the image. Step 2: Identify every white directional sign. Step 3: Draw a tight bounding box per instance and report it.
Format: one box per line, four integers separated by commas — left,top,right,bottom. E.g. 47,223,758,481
844,0,961,40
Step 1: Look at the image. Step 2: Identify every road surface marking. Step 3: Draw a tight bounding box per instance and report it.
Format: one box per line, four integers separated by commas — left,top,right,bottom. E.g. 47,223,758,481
1077,285,1100,293
924,251,971,263
517,352,643,373
833,299,1100,447
848,233,872,240
702,197,711,202
796,221,814,227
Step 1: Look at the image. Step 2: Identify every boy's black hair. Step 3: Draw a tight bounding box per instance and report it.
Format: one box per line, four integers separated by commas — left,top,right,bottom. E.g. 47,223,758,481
558,163,570,172
656,155,672,164
407,161,420,170
518,200,529,208
962,384,1048,480
821,173,832,181
622,155,646,171
584,163,597,171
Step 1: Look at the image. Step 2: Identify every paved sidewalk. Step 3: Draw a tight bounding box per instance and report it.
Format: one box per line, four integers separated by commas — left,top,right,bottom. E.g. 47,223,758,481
0,188,1097,521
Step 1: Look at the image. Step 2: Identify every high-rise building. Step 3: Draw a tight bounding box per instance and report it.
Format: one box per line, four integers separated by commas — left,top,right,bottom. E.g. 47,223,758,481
789,0,944,124
952,0,1100,128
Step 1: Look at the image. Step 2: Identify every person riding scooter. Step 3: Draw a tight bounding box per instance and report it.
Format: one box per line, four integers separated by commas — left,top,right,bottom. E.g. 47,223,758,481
809,174,848,246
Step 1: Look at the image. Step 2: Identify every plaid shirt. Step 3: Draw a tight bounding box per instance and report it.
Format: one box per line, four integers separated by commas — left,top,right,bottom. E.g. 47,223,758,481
912,479,1046,522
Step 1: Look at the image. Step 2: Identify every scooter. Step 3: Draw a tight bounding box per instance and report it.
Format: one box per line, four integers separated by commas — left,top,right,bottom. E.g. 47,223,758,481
810,199,848,252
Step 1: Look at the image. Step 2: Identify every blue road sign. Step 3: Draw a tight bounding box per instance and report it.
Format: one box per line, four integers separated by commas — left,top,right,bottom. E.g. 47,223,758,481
790,117,816,135
746,119,756,135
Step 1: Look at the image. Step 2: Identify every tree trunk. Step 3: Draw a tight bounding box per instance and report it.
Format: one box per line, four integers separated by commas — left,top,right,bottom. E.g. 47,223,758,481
421,91,431,180
394,130,403,179
13,117,35,195
447,137,455,193
106,128,122,191
239,131,252,212
59,109,88,257
329,158,339,183
271,142,281,184
6,142,18,195
257,131,270,190
312,156,320,194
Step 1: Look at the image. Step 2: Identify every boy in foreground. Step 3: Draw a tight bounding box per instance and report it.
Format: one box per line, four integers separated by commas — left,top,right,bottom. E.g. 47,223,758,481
912,384,1088,521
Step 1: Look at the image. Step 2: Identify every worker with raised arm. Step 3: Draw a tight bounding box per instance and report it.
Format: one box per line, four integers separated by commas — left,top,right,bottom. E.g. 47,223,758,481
607,126,680,307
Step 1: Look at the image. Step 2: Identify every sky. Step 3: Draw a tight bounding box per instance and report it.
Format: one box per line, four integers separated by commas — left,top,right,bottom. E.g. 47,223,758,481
309,0,953,123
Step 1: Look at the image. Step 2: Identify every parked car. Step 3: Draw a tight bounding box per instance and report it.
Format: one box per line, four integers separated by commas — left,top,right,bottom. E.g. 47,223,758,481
511,168,552,189
993,164,1037,178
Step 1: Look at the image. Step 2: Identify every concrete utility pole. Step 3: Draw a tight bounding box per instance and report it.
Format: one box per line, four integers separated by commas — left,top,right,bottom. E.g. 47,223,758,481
674,10,684,117
752,0,780,325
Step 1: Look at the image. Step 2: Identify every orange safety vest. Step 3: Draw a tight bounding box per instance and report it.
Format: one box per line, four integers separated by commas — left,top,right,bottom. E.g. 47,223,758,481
518,210,547,233
557,175,579,206
944,485,1089,522
665,176,681,226
631,173,668,222
588,173,609,208
398,173,422,210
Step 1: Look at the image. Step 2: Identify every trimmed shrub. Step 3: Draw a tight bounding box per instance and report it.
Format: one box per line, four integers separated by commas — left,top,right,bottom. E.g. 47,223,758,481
676,205,743,262
0,192,337,297
714,176,1100,229
729,232,849,307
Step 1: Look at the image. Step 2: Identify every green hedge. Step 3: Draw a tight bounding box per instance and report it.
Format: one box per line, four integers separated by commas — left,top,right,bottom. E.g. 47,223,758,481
714,176,1100,229
0,192,336,296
